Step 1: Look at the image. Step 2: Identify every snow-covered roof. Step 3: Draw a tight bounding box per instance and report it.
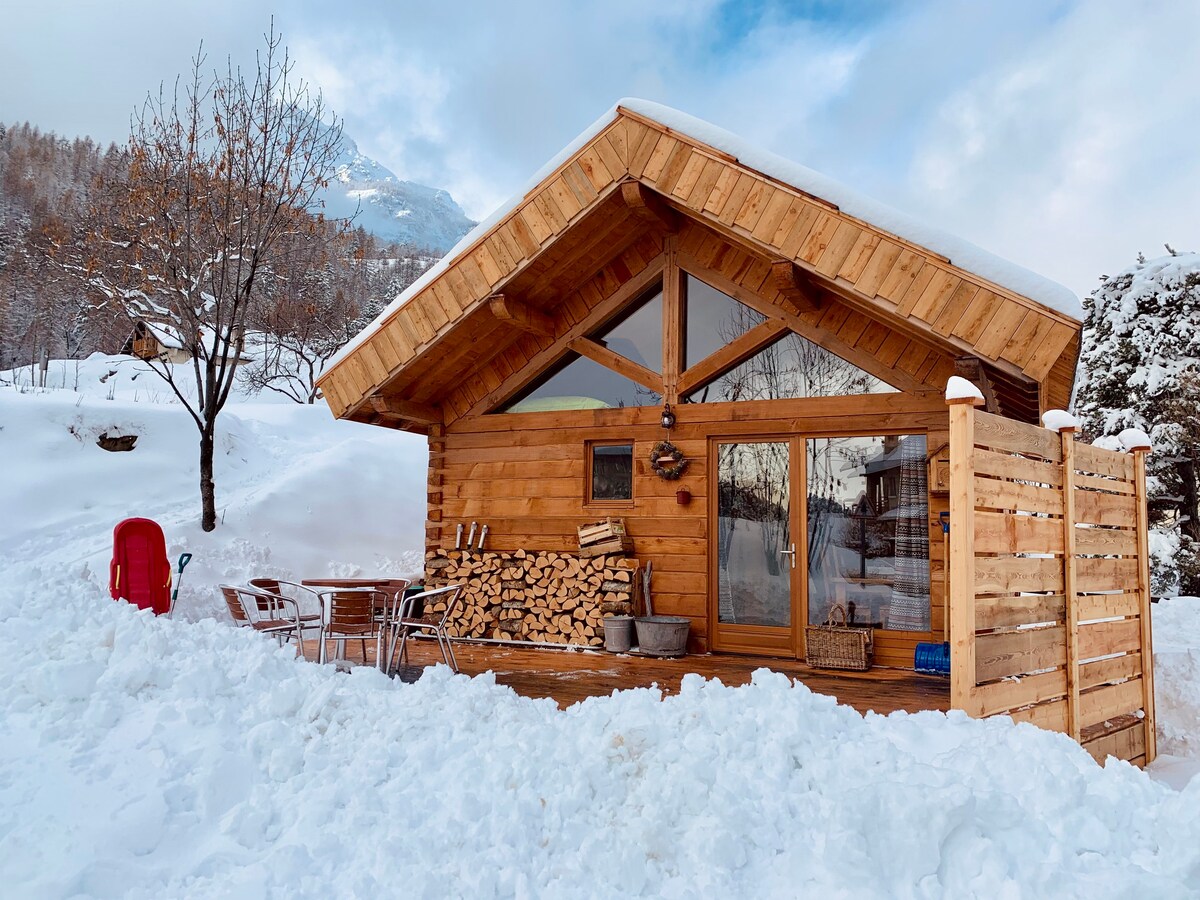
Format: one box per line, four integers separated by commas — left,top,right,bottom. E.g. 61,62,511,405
619,100,1079,319
144,320,185,350
328,99,1079,375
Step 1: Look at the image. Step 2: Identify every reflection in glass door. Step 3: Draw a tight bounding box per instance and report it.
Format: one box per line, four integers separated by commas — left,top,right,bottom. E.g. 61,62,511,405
715,441,794,642
805,434,930,631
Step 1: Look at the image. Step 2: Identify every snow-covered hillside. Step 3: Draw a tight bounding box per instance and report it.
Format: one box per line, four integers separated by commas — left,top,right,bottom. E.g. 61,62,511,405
6,354,1200,895
0,353,428,620
320,132,475,252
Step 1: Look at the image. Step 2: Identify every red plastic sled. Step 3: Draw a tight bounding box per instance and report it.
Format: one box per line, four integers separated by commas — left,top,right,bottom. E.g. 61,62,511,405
109,518,172,615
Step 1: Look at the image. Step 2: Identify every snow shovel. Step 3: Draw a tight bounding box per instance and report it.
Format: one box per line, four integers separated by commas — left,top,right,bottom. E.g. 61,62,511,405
167,552,193,618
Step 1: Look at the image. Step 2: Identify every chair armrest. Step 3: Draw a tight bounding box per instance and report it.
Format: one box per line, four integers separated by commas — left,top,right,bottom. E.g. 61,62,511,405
271,594,302,622
275,580,323,601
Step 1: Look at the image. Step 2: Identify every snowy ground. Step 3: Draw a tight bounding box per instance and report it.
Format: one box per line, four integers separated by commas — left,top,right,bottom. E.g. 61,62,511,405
5,355,1200,896
0,353,428,620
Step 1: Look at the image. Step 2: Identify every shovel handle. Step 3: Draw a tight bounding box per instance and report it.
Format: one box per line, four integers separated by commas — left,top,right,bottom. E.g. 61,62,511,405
178,552,193,571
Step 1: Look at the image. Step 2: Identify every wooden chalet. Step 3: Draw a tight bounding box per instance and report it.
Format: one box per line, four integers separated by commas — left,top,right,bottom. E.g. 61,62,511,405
319,101,1156,765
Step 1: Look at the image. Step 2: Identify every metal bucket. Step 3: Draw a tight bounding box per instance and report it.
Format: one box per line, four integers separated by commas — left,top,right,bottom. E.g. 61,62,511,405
635,616,690,657
603,615,634,653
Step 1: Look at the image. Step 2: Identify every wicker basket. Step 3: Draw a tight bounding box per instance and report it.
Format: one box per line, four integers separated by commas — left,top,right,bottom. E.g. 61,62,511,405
806,603,873,671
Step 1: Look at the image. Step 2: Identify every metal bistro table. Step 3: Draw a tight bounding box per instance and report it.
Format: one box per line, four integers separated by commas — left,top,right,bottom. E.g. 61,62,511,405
301,578,411,667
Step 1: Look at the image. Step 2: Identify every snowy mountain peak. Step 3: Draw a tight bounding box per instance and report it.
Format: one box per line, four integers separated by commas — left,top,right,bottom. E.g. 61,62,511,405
320,132,475,253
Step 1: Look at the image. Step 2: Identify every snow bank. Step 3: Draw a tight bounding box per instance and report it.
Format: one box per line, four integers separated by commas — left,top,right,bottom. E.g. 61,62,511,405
0,363,428,620
329,99,1079,374
1152,597,1200,758
3,583,1200,898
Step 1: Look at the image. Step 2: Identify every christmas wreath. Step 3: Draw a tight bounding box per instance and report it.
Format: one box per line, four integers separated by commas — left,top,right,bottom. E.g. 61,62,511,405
650,440,689,480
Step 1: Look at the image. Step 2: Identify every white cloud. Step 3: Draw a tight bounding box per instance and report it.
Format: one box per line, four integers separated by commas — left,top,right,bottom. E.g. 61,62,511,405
896,0,1200,296
4,0,1197,300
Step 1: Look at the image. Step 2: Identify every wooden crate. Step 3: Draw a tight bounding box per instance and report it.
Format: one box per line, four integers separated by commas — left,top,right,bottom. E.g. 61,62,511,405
578,517,628,547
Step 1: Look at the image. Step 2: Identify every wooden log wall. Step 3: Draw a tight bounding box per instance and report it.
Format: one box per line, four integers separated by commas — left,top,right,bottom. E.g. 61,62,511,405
423,549,640,646
948,403,1155,765
439,391,950,660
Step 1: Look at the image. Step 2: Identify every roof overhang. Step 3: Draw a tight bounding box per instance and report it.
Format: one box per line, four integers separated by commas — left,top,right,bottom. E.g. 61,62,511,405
318,101,1081,431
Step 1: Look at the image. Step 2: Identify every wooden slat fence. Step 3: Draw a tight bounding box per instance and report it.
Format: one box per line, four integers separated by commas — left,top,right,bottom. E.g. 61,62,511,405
948,399,1155,766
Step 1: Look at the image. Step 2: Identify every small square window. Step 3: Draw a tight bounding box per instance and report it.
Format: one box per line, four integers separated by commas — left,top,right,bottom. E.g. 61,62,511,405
590,443,633,502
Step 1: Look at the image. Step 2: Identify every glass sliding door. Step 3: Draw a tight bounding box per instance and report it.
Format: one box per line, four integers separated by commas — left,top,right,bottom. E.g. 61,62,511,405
713,440,796,653
805,434,930,632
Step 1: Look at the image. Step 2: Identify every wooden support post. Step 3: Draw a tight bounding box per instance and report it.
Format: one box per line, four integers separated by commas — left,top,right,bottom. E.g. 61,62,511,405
1058,424,1081,740
662,235,682,404
1131,442,1157,763
947,390,984,712
426,424,446,556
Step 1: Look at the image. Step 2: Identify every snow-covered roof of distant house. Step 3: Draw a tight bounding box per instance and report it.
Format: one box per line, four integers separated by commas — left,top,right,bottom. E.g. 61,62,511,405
144,320,185,350
319,99,1084,425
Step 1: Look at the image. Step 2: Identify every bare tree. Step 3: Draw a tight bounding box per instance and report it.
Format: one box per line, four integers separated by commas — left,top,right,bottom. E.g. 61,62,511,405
242,231,435,405
63,26,342,530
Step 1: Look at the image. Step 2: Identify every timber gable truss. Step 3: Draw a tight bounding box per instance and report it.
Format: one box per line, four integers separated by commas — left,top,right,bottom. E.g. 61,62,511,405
320,106,1079,431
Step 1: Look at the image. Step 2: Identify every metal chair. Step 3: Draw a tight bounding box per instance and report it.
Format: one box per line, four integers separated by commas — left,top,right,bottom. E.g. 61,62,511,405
219,584,307,656
387,584,465,673
248,578,323,646
317,589,389,670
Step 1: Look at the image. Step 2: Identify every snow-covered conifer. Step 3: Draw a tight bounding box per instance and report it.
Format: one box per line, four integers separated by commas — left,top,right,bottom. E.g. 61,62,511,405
1075,250,1200,594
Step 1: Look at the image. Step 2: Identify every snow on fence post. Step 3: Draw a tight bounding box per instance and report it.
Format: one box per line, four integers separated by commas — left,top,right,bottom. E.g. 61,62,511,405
946,378,984,712
1126,434,1157,764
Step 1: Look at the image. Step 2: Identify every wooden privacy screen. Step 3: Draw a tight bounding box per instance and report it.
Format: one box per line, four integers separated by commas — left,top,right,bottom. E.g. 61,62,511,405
948,401,1156,766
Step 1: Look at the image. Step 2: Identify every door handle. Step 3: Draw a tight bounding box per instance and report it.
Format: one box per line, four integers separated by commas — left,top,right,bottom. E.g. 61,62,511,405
779,544,796,569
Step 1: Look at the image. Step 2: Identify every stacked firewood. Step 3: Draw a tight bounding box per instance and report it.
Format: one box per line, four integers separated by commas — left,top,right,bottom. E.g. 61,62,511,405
424,548,640,646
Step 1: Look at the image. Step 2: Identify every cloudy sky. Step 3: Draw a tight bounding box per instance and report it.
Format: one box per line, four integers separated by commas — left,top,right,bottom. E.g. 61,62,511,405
3,0,1197,299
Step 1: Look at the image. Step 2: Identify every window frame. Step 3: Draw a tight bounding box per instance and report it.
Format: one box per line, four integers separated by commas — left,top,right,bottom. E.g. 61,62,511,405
585,439,636,508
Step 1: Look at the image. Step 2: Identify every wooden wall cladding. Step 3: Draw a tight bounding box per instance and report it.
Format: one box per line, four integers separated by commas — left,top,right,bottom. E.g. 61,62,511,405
438,394,950,660
948,405,1156,766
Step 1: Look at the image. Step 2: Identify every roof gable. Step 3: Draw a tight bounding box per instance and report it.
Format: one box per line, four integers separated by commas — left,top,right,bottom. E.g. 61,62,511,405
318,101,1081,424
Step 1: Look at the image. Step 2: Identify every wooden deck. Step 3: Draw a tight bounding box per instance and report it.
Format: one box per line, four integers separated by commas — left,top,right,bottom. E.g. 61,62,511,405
329,638,949,715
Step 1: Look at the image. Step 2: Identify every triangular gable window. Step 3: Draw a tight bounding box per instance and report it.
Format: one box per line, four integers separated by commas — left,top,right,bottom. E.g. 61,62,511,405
684,274,765,368
502,351,662,413
590,283,663,373
682,331,898,404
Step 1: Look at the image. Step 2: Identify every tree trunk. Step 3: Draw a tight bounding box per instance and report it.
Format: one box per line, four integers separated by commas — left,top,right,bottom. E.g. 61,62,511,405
1178,456,1200,595
200,425,217,532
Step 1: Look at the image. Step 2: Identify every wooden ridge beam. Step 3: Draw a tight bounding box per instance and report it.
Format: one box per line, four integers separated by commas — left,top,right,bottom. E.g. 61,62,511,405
677,318,788,396
568,336,665,395
488,294,556,337
369,394,443,425
770,260,821,314
621,181,678,232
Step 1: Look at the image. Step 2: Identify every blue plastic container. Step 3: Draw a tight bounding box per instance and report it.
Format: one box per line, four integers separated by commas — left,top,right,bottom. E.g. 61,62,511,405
914,641,951,676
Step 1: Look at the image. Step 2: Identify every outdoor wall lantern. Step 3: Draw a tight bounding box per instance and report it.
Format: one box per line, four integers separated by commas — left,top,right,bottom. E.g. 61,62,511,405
660,404,676,430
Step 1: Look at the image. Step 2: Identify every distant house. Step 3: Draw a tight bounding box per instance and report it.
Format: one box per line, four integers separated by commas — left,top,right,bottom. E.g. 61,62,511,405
320,100,1157,765
121,319,249,366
